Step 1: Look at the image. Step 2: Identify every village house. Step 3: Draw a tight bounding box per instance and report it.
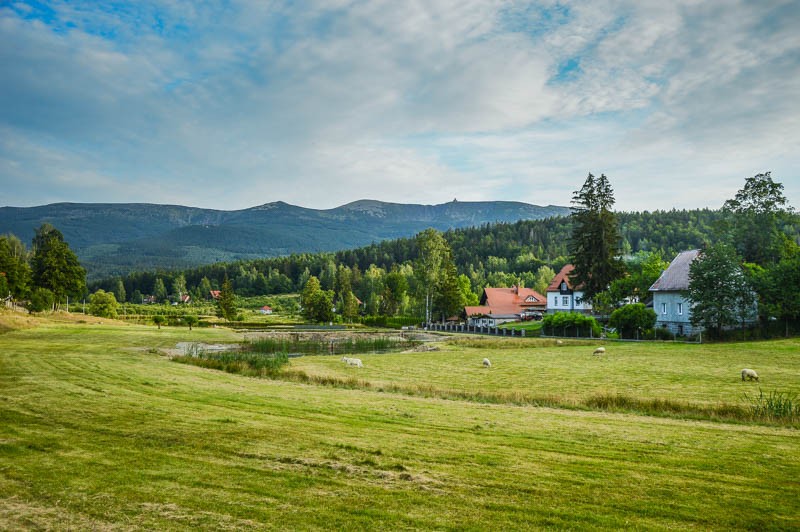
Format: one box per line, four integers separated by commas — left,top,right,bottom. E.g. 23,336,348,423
464,285,546,327
546,264,591,314
648,249,699,336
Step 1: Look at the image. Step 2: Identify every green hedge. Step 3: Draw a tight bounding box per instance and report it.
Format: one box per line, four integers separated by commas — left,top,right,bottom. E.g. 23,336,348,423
360,315,422,329
542,312,601,338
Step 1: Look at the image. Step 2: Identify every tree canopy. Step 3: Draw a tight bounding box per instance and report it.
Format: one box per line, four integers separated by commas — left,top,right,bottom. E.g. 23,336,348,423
687,244,756,337
569,173,625,304
30,224,86,309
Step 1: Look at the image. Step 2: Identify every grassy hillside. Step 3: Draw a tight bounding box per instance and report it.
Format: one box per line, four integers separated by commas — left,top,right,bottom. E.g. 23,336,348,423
1,315,799,529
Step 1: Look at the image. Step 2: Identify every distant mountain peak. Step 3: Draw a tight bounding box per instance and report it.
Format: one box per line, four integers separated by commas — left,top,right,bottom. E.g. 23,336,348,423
251,201,292,210
0,199,571,279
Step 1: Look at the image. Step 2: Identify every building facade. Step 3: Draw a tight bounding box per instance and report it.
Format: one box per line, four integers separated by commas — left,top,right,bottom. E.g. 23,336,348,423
545,264,591,314
649,249,700,336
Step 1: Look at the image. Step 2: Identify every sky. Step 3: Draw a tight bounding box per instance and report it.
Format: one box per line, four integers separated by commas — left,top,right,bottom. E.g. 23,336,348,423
1,0,798,212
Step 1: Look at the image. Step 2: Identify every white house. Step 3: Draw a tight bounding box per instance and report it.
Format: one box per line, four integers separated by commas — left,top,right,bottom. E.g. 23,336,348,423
546,264,592,313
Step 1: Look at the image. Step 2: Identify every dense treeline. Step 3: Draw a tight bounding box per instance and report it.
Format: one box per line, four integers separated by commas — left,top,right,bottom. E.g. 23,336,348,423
0,224,86,312
87,208,742,308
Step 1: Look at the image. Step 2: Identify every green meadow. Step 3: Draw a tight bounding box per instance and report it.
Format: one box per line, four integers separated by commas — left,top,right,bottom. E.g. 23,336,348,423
1,314,799,529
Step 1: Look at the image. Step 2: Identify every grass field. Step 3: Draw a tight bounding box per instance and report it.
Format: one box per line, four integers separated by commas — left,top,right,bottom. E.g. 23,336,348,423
1,313,799,529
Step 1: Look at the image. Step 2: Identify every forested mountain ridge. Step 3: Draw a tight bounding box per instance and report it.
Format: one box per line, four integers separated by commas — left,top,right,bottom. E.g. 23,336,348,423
0,200,570,279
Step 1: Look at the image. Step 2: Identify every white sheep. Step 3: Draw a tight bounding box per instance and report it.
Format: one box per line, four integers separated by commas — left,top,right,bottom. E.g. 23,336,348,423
341,356,352,364
741,368,759,382
482,358,491,368
556,340,564,346
593,347,606,356
347,357,363,368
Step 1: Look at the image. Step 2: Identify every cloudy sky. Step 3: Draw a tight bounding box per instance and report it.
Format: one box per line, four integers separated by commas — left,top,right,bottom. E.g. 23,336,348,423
1,1,798,211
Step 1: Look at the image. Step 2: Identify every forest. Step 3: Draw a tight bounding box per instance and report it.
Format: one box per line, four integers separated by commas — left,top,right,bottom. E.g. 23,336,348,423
86,207,736,315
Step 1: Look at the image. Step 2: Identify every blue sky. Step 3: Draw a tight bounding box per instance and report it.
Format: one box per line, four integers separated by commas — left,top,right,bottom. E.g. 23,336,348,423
1,0,798,211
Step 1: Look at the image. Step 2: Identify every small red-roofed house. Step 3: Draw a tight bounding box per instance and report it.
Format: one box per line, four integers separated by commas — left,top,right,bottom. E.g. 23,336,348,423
464,285,546,326
209,290,221,300
260,305,273,315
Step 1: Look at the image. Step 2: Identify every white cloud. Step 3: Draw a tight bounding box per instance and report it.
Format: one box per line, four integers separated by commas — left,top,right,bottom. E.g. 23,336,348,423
0,0,798,211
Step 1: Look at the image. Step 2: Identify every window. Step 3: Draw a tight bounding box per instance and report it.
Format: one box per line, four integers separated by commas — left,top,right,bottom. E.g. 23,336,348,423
553,296,558,307
662,303,667,315
562,296,569,306
677,302,683,315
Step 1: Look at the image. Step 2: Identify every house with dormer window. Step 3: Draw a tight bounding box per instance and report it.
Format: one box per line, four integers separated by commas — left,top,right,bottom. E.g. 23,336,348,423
545,264,592,313
464,286,546,326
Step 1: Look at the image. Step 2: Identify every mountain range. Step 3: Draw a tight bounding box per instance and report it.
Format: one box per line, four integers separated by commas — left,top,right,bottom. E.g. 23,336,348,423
0,199,570,279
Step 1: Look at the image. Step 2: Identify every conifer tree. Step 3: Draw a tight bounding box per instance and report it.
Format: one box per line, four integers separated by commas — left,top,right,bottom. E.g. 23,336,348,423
569,173,625,304
217,276,237,322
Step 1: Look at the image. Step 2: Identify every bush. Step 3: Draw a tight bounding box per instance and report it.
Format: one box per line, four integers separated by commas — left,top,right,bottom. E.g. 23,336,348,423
88,289,118,319
654,327,675,340
361,315,421,329
542,312,601,337
609,304,657,339
27,287,54,314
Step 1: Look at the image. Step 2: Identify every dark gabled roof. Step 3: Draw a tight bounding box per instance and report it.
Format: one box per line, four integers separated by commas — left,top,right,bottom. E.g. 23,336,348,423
649,249,700,292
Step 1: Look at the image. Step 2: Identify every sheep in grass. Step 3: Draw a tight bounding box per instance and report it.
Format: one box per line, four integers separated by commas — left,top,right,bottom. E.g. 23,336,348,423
483,358,491,368
556,340,564,346
593,347,606,356
741,368,759,382
347,357,363,368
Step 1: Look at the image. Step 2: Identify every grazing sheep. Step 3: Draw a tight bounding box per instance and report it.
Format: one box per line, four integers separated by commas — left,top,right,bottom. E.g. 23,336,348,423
593,347,606,356
341,356,352,364
347,358,363,368
482,358,491,368
741,368,759,382
556,340,563,346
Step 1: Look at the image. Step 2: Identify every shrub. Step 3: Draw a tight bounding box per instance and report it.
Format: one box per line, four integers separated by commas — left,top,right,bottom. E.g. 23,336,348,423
27,287,54,314
542,312,601,337
361,315,421,329
654,327,675,341
609,303,657,339
88,289,118,319
184,315,199,330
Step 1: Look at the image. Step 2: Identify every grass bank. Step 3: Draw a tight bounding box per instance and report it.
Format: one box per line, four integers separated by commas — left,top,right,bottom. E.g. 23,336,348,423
1,316,799,529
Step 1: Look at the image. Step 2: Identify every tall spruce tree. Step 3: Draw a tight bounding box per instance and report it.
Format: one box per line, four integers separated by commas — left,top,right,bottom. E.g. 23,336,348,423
434,254,462,322
569,173,625,304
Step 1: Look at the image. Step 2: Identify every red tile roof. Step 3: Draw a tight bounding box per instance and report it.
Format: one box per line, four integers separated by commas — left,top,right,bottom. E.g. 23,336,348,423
547,264,584,292
478,286,546,315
